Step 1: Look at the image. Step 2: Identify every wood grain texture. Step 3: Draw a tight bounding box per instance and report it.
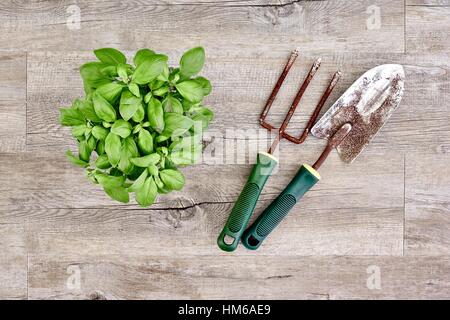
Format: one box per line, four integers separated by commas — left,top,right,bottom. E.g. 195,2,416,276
405,153,450,255
406,2,450,53
0,225,27,299
0,0,404,53
0,52,26,152
27,255,450,299
0,149,403,255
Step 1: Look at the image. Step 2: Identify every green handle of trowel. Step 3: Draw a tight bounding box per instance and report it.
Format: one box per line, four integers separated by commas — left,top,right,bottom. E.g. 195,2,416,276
217,152,278,252
241,164,320,250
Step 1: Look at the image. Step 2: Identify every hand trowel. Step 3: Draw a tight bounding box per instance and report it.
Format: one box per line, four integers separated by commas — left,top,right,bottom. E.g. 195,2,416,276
241,64,405,250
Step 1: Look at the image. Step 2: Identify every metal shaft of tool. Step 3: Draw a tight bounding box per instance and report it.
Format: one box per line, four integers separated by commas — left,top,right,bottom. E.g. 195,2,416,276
312,123,352,170
267,58,322,154
260,49,299,131
282,70,342,144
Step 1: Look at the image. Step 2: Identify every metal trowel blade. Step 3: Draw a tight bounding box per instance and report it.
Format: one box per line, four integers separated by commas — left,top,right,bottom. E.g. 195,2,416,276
311,64,405,163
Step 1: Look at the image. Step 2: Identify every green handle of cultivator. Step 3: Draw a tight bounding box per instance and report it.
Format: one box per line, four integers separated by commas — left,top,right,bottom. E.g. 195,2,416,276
241,164,320,250
217,152,278,252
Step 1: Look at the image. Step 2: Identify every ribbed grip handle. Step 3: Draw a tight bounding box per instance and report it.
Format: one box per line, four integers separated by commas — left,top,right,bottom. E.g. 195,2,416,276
241,164,320,250
217,153,278,252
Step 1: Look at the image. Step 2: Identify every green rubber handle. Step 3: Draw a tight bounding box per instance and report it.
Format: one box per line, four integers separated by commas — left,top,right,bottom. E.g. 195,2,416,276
241,164,320,250
217,152,278,252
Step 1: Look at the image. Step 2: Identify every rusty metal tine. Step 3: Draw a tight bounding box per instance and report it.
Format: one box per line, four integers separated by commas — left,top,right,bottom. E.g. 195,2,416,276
260,49,299,131
267,58,322,154
277,58,322,136
282,69,342,144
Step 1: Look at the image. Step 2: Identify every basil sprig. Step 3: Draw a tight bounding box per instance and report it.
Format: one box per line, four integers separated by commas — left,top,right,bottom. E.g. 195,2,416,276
60,47,213,207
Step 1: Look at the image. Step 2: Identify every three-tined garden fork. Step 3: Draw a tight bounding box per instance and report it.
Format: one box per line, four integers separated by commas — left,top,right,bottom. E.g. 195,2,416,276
218,49,341,251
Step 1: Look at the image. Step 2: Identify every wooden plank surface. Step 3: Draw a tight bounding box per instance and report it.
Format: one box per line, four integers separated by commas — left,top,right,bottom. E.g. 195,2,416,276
0,52,26,152
0,0,404,53
406,2,450,53
405,153,450,255
0,225,27,299
0,0,449,299
0,149,404,255
28,255,450,299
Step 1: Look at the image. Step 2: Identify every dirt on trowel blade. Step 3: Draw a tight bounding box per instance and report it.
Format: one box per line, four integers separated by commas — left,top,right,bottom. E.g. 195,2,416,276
311,64,405,163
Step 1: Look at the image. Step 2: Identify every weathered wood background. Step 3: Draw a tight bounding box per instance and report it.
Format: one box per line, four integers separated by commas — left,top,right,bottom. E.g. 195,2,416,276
0,0,449,299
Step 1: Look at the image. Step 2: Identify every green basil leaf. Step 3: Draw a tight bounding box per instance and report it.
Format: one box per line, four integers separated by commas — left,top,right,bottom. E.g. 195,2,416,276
111,119,132,138
156,146,168,157
104,185,129,203
194,76,212,96
78,140,92,162
117,63,128,83
123,136,139,157
163,113,194,137
95,154,111,169
60,107,85,126
144,92,152,104
132,54,168,85
133,49,155,67
131,103,145,123
84,127,92,139
87,135,97,151
95,172,125,187
92,91,117,122
137,129,153,155
128,169,148,192
154,174,170,193
105,132,121,166
169,134,201,151
169,149,201,165
135,176,157,207
128,82,140,97
162,95,183,114
156,64,170,81
155,135,169,143
147,98,164,133
65,150,88,167
94,48,126,66
149,80,165,90
133,124,142,135
180,47,205,77
130,153,160,167
92,125,109,140
96,139,106,155
95,82,123,105
118,137,139,174
80,62,112,93
152,85,169,97
119,90,141,121
175,80,204,103
147,164,159,177
74,98,101,122
100,65,118,78
159,169,185,191
71,125,86,137
191,106,214,129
